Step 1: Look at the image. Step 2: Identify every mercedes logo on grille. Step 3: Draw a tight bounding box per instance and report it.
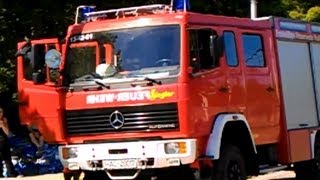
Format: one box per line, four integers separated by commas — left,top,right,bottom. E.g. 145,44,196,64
109,110,125,129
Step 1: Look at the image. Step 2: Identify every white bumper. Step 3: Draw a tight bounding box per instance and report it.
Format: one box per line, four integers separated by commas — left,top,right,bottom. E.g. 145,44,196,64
59,139,196,171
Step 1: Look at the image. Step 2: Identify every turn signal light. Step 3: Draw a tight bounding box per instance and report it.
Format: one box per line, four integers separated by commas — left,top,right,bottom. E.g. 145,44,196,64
164,142,187,154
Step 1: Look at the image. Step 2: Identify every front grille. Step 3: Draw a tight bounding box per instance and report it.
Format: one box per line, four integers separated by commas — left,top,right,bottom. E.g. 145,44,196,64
65,103,179,136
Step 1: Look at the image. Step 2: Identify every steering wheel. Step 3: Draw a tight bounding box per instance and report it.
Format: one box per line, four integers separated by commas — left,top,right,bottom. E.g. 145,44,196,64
155,59,172,66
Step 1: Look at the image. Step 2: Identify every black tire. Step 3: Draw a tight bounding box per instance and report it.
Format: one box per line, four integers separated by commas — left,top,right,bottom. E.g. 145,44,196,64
83,170,109,180
156,165,195,180
294,137,320,180
293,160,320,180
212,144,247,180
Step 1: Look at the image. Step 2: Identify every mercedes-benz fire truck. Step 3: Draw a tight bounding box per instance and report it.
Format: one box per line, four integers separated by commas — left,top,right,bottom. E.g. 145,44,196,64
15,0,320,179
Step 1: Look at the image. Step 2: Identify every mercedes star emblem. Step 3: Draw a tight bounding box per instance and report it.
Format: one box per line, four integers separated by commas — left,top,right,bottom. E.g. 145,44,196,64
109,110,125,129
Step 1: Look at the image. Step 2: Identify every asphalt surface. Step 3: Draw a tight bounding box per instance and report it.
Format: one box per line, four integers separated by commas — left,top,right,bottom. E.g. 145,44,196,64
0,170,296,179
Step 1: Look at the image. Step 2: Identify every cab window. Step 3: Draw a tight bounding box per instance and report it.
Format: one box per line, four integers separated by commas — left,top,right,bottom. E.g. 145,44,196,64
223,31,238,67
242,34,265,67
23,44,46,81
22,43,60,83
189,29,218,71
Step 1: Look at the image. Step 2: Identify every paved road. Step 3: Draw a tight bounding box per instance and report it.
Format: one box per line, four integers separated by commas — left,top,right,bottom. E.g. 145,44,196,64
0,170,296,180
249,171,295,180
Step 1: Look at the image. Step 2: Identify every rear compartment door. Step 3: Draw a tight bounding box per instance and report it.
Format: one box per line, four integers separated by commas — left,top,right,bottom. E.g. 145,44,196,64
277,40,319,129
310,43,320,125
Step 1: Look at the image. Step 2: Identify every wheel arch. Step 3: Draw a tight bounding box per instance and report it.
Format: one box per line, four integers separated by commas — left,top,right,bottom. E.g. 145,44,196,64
206,114,257,158
206,113,258,174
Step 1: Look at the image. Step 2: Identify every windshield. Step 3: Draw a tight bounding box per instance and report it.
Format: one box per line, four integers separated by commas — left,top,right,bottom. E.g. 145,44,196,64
65,25,180,84
68,46,97,81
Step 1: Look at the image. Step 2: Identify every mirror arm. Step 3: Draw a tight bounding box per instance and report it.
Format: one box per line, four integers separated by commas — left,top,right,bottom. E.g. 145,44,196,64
15,44,31,57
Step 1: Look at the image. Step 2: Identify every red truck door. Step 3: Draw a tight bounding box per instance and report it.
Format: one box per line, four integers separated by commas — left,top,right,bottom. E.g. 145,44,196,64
239,30,280,145
16,38,65,142
221,29,246,114
188,27,228,135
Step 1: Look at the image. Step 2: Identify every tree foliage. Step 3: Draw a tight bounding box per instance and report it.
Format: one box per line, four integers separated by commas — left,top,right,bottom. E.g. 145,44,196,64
305,6,320,22
277,0,320,21
0,0,320,106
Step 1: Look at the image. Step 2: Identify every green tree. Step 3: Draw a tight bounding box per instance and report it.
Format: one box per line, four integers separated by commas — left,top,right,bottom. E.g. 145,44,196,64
305,6,320,22
277,0,320,21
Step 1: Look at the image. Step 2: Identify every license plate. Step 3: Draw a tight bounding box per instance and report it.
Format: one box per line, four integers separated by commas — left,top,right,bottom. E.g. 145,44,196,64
103,159,137,169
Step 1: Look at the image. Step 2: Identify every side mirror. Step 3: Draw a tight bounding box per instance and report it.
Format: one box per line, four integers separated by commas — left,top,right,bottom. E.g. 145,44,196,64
45,49,61,69
45,49,62,83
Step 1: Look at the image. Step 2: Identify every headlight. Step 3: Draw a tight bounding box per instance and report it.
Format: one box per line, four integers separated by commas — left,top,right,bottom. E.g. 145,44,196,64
164,142,187,154
62,147,78,159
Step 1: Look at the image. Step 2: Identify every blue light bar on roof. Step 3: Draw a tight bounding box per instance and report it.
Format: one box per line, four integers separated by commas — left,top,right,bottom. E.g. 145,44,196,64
173,0,190,11
76,5,96,24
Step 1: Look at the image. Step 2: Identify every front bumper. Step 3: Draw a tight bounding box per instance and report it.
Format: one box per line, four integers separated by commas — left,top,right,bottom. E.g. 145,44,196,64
59,139,196,171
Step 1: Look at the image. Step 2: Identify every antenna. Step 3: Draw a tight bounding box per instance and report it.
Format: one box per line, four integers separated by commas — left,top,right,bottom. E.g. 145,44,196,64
250,0,257,19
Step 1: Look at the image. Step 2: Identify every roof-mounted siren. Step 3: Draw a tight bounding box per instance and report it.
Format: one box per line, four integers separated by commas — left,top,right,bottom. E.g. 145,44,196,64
172,0,190,12
75,5,96,24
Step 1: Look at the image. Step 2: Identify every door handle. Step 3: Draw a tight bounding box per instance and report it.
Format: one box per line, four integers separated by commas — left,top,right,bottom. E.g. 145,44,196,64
266,86,275,92
219,86,229,93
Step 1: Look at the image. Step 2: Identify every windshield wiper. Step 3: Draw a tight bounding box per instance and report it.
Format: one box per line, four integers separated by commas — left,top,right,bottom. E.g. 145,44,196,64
138,65,179,74
144,77,161,85
131,77,162,87
126,66,179,78
81,81,109,91
95,80,110,89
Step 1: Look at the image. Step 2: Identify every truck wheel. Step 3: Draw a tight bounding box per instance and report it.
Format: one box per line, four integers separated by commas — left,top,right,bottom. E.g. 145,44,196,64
156,165,195,180
83,171,109,180
294,138,320,180
212,144,246,180
294,161,315,180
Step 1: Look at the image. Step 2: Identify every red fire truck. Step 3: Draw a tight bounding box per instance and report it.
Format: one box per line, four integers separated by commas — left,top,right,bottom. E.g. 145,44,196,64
15,1,320,179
